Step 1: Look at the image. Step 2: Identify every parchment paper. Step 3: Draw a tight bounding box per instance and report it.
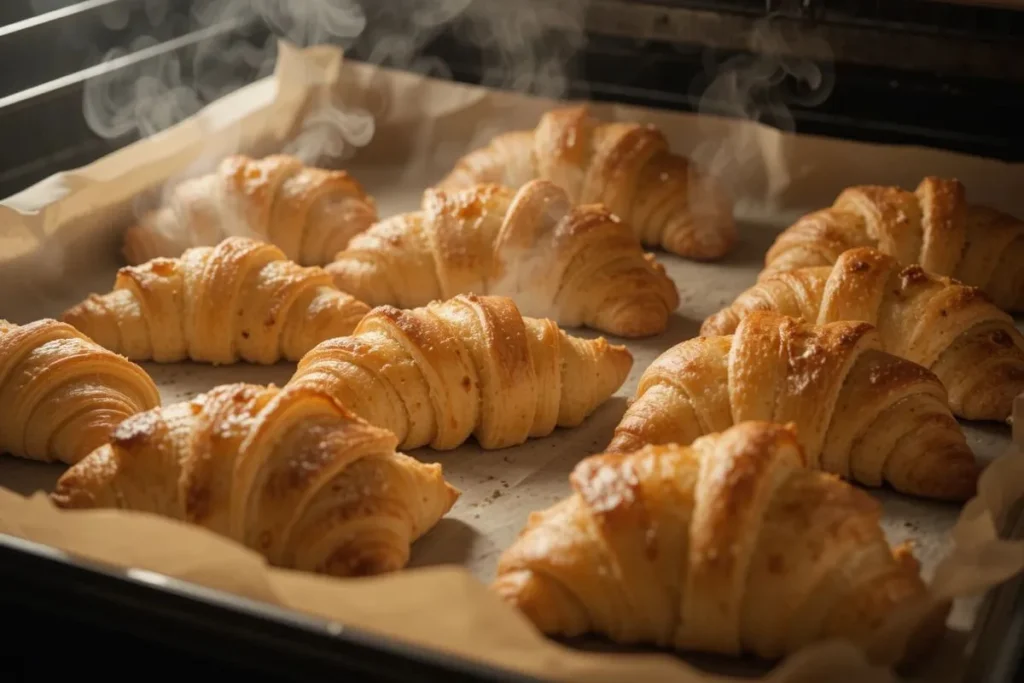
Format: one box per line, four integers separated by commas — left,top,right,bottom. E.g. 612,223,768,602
1,42,1024,683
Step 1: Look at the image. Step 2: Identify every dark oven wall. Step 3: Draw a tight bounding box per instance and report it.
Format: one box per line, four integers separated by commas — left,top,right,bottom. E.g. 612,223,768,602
1,0,1022,201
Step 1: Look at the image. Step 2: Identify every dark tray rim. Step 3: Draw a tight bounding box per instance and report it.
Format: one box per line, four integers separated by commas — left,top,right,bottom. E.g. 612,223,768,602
2,490,1023,683
0,531,545,683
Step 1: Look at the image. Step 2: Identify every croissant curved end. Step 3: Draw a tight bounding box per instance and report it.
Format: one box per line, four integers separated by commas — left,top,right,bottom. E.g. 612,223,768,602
699,308,742,337
491,569,589,637
604,430,649,456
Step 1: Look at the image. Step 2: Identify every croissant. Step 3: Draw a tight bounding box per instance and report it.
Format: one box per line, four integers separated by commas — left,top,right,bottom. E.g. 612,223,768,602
325,180,680,338
122,154,378,266
0,318,160,464
609,311,978,501
436,105,737,261
702,247,1024,422
762,176,1024,312
51,383,460,577
63,236,371,365
288,294,633,451
493,421,946,663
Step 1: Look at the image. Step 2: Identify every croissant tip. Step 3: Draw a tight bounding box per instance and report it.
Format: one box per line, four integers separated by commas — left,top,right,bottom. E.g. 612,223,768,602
894,465,979,503
445,483,463,507
49,492,73,510
490,569,579,637
604,433,644,455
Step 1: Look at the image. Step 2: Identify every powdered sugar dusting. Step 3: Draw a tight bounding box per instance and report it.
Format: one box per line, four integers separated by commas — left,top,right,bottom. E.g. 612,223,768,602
583,462,637,514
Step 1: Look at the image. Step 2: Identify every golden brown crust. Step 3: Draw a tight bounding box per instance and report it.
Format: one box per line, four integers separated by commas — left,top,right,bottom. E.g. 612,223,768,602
436,106,737,261
51,383,459,577
704,246,1024,421
0,318,160,464
493,422,942,662
763,177,1024,312
611,311,977,501
122,154,377,267
63,236,370,365
327,180,679,338
288,294,633,451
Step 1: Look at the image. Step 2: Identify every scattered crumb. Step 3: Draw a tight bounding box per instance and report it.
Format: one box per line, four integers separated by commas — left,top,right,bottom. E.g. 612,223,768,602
491,489,502,500
501,481,509,489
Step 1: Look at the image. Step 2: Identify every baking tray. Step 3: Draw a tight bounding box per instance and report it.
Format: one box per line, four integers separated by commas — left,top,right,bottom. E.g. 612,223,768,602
0,532,542,683
0,214,1018,681
0,196,1008,609
2,47,1024,682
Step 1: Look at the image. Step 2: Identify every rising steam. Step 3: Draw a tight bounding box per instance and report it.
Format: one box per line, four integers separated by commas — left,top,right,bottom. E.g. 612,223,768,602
76,0,591,226
61,0,597,265
69,0,833,251
80,0,590,156
81,1,372,158
689,14,836,218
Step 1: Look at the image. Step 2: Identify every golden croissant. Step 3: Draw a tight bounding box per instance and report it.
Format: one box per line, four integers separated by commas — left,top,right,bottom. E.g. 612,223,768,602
122,154,378,266
288,294,633,451
762,176,1024,312
52,383,459,577
0,318,160,464
63,236,371,365
609,311,977,501
493,422,946,663
436,105,737,261
326,180,680,338
703,247,1024,422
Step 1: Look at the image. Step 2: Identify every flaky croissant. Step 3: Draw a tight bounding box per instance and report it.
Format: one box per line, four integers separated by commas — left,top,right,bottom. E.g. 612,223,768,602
609,311,977,501
52,383,459,577
436,106,737,261
326,180,680,338
493,422,946,663
762,176,1024,312
288,294,633,451
703,247,1024,422
122,154,378,266
0,318,160,464
63,236,370,365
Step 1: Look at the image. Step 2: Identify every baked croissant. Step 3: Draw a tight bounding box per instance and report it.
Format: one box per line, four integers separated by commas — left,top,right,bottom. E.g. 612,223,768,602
703,247,1024,422
436,105,737,261
326,180,680,338
122,154,378,267
609,311,977,501
288,294,633,451
493,421,946,663
0,318,160,464
63,236,371,365
52,383,460,577
762,176,1024,312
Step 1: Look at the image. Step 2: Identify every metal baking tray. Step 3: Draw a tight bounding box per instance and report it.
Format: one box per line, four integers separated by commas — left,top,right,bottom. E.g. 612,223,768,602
0,533,541,682
2,3,1024,681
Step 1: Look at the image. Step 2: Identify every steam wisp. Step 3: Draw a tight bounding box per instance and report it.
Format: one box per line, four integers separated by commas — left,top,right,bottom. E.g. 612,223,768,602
55,1,837,274
689,14,836,219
